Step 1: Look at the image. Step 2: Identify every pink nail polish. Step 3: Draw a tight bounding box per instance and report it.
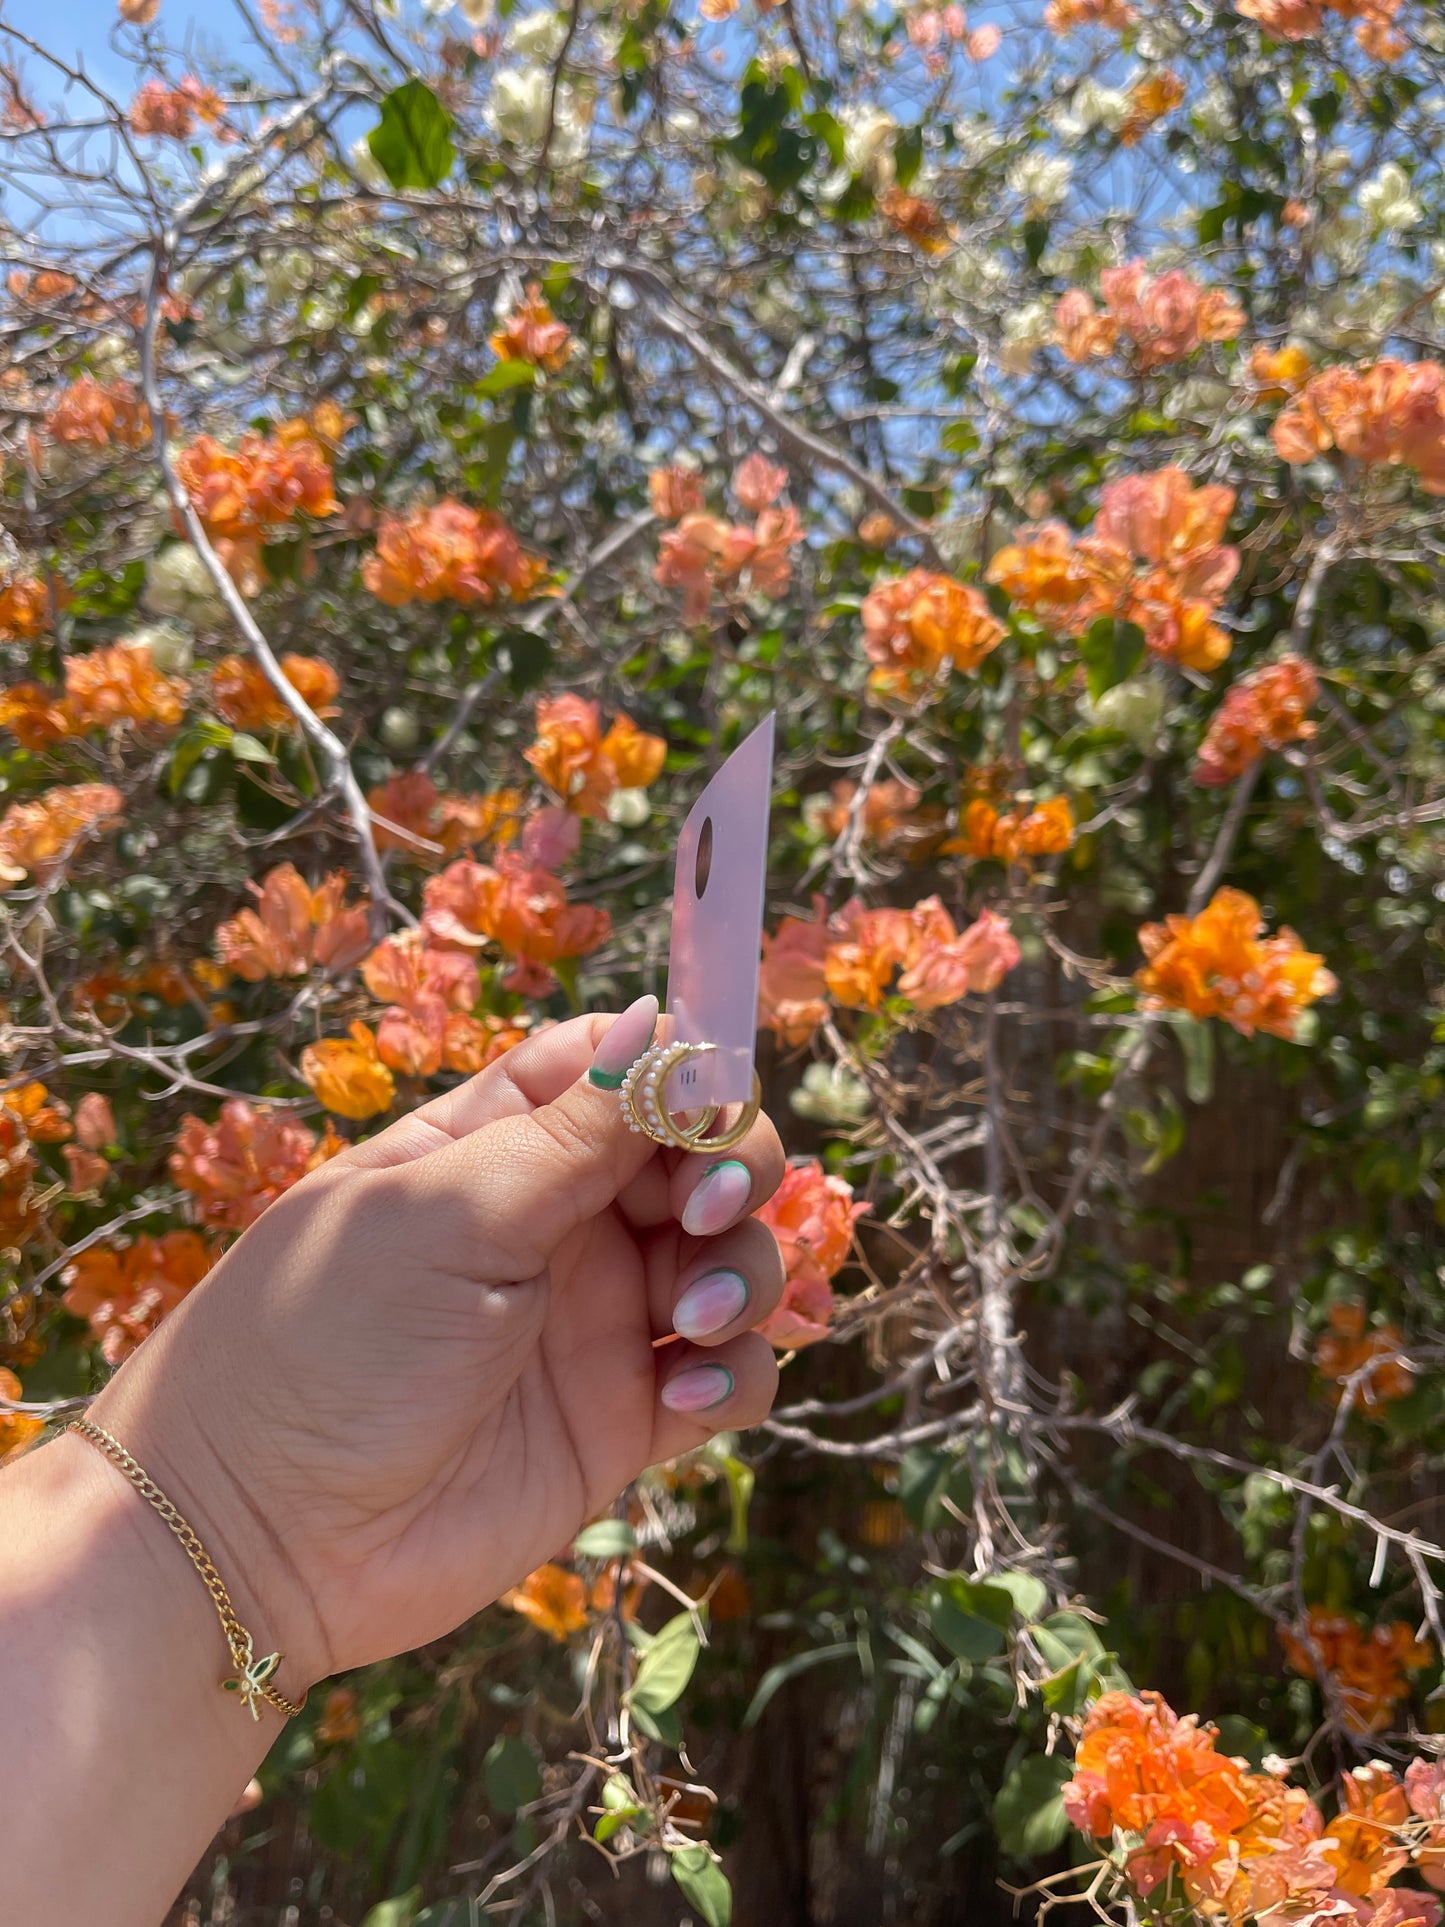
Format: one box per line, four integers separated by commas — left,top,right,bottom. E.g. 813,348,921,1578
589,994,659,1089
680,1158,752,1237
661,1364,735,1413
673,1269,749,1341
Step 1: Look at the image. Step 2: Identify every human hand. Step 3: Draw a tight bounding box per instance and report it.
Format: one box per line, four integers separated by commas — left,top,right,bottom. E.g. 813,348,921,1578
90,998,785,1694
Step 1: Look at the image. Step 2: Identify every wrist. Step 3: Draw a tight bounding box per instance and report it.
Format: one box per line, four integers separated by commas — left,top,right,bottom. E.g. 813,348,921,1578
84,1372,332,1701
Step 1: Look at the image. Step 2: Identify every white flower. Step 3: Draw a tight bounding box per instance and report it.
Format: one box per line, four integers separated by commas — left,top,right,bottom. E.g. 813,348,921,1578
124,620,192,676
421,0,454,13
486,65,551,144
789,1061,872,1126
507,9,569,59
999,300,1053,374
606,787,651,828
143,544,223,624
1006,151,1072,210
840,104,895,186
1193,77,1237,143
1359,162,1422,235
1052,77,1128,141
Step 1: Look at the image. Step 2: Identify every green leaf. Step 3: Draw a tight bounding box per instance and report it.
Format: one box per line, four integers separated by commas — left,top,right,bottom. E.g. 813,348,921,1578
721,1453,755,1553
628,1698,683,1748
1078,618,1146,703
671,1847,732,1927
502,629,553,692
361,1891,422,1927
574,1518,638,1559
1032,1612,1105,1668
992,1755,1073,1858
484,1734,542,1814
477,359,537,398
899,1447,972,1532
1176,1015,1216,1105
368,80,456,191
228,731,275,766
629,1613,700,1716
894,124,923,189
742,1640,857,1728
929,1580,1010,1662
993,1572,1048,1621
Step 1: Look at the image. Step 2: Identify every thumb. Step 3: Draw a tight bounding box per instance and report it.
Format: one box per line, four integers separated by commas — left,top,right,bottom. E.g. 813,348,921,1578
409,994,664,1276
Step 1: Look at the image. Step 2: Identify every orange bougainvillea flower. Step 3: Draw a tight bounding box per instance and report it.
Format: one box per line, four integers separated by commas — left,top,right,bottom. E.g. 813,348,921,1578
1274,359,1445,495
300,1021,395,1121
74,1092,117,1150
860,569,1005,697
654,502,803,623
210,653,340,731
524,694,667,818
950,794,1075,865
367,771,524,860
3,1081,72,1143
421,853,611,997
878,186,951,254
1314,1300,1415,1414
1118,69,1187,144
826,896,1020,1012
216,864,371,981
1248,342,1313,399
0,1367,45,1463
45,375,151,449
170,1098,339,1231
177,427,337,541
1236,0,1405,60
0,573,53,641
361,929,492,1078
754,1159,868,1349
489,282,573,372
1195,655,1319,788
0,644,187,746
991,468,1239,672
1044,0,1136,26
62,1230,215,1363
1135,887,1335,1040
316,1685,361,1745
362,498,546,608
501,1562,589,1641
1281,1610,1432,1736
0,782,124,891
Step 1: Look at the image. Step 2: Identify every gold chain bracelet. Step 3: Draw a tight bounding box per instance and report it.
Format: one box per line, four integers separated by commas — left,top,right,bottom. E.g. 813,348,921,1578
66,1417,308,1722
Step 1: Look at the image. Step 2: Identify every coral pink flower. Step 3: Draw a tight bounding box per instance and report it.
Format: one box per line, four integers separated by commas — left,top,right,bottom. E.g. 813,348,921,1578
170,1099,335,1230
73,1092,117,1150
897,907,1021,1007
216,864,370,981
732,453,789,514
754,1160,868,1350
758,899,832,1044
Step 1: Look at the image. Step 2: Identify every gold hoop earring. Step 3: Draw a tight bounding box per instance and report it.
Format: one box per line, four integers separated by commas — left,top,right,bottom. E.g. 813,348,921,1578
619,1041,762,1153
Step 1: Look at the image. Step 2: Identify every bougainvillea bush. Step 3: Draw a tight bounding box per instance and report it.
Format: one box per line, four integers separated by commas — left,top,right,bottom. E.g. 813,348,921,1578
1,0,1444,1918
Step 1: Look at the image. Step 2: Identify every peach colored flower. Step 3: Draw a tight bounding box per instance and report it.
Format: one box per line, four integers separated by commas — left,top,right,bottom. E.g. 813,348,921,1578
757,1267,837,1349
0,783,123,890
1248,343,1313,399
300,1021,395,1121
62,1230,215,1362
216,864,370,981
169,1099,333,1230
361,498,545,607
0,1368,45,1464
421,853,611,995
1056,262,1243,369
1313,1300,1415,1415
524,695,666,818
648,464,706,521
1282,1609,1431,1736
439,1010,530,1075
732,453,789,514
128,76,224,138
45,376,151,449
1236,0,1404,60
490,283,573,372
521,804,581,870
758,899,832,1045
861,569,1005,696
754,1160,868,1349
879,187,951,254
1274,359,1445,495
367,771,523,860
1118,69,1186,145
177,428,336,540
0,574,53,641
63,1144,110,1193
896,906,1021,1007
1135,887,1336,1040
74,1093,117,1150
211,653,340,731
1195,655,1320,787
950,795,1075,865
1044,0,1135,25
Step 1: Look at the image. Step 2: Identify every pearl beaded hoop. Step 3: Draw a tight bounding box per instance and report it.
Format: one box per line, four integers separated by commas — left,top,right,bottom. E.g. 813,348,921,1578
618,1039,763,1153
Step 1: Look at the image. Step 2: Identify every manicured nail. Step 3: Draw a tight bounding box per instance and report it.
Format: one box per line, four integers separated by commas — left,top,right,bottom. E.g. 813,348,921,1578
661,1364,735,1414
588,994,659,1089
680,1159,752,1237
673,1269,749,1341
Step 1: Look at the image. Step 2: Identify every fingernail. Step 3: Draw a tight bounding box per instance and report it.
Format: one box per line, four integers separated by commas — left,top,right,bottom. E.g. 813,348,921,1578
680,1159,753,1237
673,1269,749,1341
588,994,659,1089
661,1364,735,1414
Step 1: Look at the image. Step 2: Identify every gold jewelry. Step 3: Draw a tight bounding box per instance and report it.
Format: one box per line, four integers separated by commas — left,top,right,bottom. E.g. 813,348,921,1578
619,1040,762,1154
65,1417,307,1721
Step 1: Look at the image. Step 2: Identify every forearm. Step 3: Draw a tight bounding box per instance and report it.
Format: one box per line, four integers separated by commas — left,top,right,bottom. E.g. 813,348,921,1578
1,1433,289,1927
